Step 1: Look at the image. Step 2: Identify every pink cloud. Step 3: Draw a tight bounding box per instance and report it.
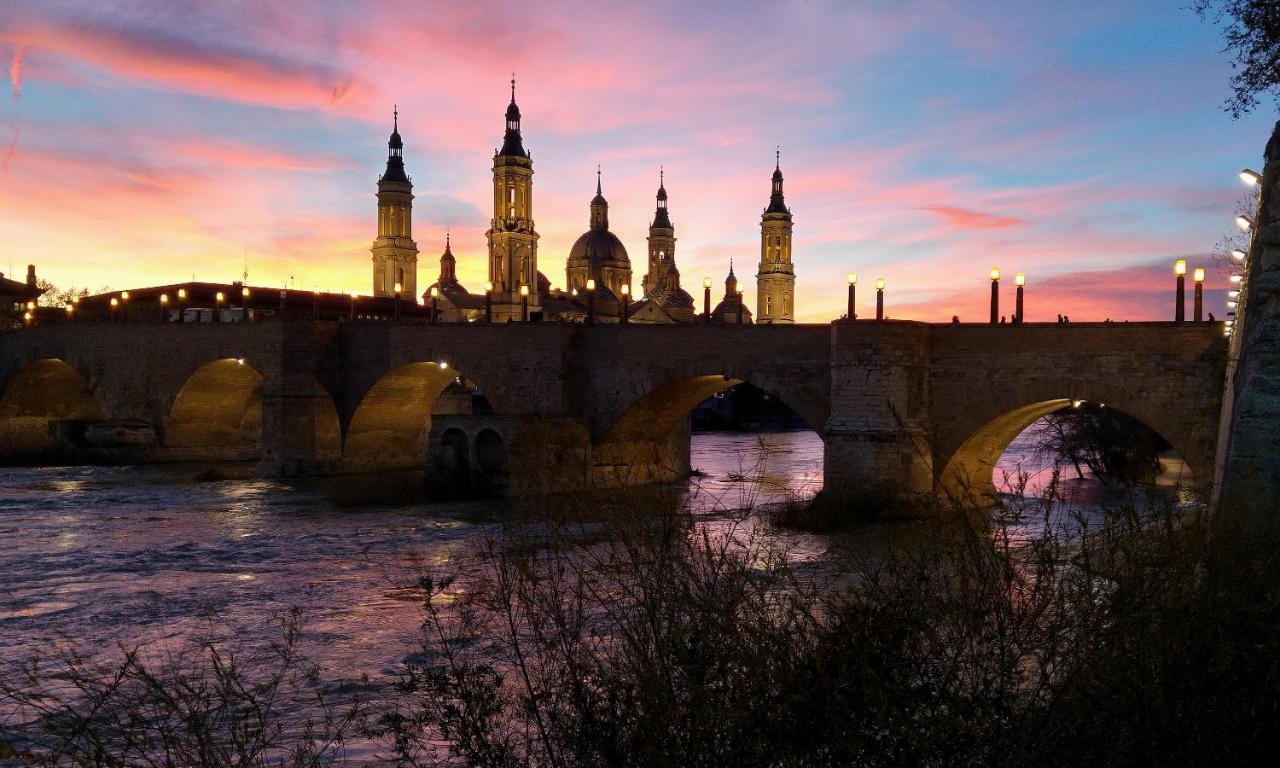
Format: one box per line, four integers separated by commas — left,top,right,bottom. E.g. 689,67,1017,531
921,204,1024,230
8,46,22,101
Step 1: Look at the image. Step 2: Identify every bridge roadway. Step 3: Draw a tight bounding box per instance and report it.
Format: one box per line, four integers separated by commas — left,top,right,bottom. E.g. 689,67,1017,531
0,318,1227,503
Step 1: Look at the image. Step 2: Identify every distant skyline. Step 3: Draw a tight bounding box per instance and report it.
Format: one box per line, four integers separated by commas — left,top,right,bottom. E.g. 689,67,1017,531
0,0,1271,321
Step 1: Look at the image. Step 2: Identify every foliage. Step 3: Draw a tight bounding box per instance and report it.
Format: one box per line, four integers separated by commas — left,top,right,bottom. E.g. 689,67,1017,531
1194,0,1280,117
34,280,93,308
1035,403,1170,485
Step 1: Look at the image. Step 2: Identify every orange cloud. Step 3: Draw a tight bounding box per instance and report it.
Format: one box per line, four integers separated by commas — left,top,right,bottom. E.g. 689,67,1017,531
8,46,21,101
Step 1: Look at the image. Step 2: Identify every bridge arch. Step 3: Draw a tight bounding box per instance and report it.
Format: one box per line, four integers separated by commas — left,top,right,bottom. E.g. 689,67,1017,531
593,371,825,486
343,361,492,471
935,378,1208,499
165,358,264,460
0,358,104,460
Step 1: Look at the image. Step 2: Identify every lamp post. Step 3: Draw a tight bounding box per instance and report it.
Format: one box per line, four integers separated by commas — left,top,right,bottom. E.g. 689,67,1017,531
120,291,129,322
349,292,357,321
847,273,857,320
215,291,226,323
241,286,250,321
620,283,629,325
430,286,440,324
65,304,74,322
159,293,169,323
177,288,187,322
485,282,494,323
1193,267,1205,322
520,284,529,322
1174,259,1186,323
875,278,885,321
703,277,711,323
393,282,402,321
586,278,596,324
109,297,119,323
989,267,1000,324
1014,273,1025,323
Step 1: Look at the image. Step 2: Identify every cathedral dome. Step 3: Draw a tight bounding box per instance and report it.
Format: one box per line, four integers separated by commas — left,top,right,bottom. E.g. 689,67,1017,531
569,229,629,269
389,129,403,149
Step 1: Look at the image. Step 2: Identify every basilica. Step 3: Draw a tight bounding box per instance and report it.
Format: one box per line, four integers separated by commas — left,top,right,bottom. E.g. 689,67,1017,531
371,80,796,324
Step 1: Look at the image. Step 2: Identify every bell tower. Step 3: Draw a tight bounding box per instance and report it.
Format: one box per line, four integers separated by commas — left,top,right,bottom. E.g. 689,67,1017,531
485,77,540,321
643,167,678,299
371,106,418,298
756,148,795,324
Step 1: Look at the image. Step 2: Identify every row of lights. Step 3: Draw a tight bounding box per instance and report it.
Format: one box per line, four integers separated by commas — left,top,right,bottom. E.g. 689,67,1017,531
1225,168,1261,336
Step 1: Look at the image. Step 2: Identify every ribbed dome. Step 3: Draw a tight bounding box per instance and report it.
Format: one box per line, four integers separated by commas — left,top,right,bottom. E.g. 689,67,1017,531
569,229,629,268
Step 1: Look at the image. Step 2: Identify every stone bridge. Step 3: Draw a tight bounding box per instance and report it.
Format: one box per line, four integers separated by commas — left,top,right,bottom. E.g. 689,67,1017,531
0,319,1227,503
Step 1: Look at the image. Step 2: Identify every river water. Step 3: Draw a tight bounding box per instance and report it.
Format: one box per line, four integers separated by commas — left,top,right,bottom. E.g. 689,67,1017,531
0,426,1185,726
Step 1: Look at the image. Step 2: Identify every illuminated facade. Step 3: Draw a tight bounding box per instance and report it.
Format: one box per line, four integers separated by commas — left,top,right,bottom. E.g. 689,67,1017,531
370,109,419,299
756,151,795,324
485,78,542,323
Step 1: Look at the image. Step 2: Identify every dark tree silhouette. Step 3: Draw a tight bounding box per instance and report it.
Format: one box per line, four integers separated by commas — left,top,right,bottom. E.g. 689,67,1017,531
1194,0,1280,118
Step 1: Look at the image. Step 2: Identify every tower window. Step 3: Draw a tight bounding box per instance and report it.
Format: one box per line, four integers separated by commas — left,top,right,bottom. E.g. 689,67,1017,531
766,295,772,314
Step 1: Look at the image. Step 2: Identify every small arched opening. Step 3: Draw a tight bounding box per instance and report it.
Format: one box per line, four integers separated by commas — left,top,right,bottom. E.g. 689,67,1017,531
165,358,263,461
429,427,471,500
475,428,508,498
0,359,103,462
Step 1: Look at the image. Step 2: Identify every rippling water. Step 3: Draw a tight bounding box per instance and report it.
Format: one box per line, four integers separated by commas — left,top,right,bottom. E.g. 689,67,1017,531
0,426,1185,695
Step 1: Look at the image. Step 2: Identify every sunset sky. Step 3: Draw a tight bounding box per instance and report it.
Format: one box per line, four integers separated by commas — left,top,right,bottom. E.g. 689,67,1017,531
0,0,1271,322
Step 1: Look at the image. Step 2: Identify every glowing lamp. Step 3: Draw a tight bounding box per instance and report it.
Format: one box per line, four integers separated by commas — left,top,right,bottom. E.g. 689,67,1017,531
1015,273,1026,287
110,298,119,307
1227,301,1238,309
349,291,358,298
23,311,31,321
1174,259,1187,276
177,288,187,299
242,287,250,298
875,278,885,290
439,361,449,370
520,284,530,296
65,305,73,314
1235,215,1253,231
484,281,494,292
1230,274,1243,284
621,284,630,296
393,282,402,293
586,279,596,291
25,301,34,310
215,291,225,302
160,293,169,304
848,273,857,285
1194,268,1205,283
703,277,712,288
1240,168,1262,186
1072,400,1083,408
1229,290,1240,298
236,358,246,366
430,286,439,298
990,267,1000,281
121,291,130,301
1232,249,1247,261
571,288,579,297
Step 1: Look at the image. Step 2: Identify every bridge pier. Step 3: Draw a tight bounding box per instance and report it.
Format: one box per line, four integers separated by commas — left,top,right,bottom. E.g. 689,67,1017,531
823,322,934,507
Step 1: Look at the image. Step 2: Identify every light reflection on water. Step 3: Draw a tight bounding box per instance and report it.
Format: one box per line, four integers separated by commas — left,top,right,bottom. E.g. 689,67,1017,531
0,426,1184,693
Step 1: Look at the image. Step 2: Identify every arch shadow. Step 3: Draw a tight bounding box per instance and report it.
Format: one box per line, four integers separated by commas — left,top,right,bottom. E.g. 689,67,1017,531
0,358,103,461
165,358,264,461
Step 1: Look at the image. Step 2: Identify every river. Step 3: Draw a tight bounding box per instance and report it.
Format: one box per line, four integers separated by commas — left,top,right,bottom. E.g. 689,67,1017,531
0,426,1186,719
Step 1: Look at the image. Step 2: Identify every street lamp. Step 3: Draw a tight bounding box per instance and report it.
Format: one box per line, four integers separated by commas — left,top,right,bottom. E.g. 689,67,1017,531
484,281,494,323
875,278,885,321
430,285,440,324
1230,274,1243,284
586,278,596,324
1235,214,1253,232
1193,267,1205,321
989,267,1000,324
1014,273,1026,323
847,273,856,320
109,296,119,322
520,283,530,322
1231,249,1247,262
215,291,225,323
703,276,712,323
1240,168,1262,186
1174,259,1186,322
159,292,169,322
620,283,630,325
393,281,402,321
349,291,357,321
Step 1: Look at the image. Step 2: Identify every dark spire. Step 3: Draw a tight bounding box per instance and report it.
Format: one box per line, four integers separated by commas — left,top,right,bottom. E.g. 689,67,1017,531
725,258,739,294
652,165,672,229
766,146,788,214
382,106,408,183
499,74,527,157
590,165,609,229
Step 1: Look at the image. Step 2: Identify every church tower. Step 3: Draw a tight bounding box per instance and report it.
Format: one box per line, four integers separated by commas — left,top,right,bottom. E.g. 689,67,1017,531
756,149,795,324
371,108,419,298
485,77,540,321
643,168,677,299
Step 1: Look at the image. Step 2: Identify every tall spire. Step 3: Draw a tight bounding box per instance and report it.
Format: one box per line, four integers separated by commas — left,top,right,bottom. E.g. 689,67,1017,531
394,103,398,133
499,75,526,157
653,165,671,228
766,146,788,214
382,107,407,182
590,165,608,229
